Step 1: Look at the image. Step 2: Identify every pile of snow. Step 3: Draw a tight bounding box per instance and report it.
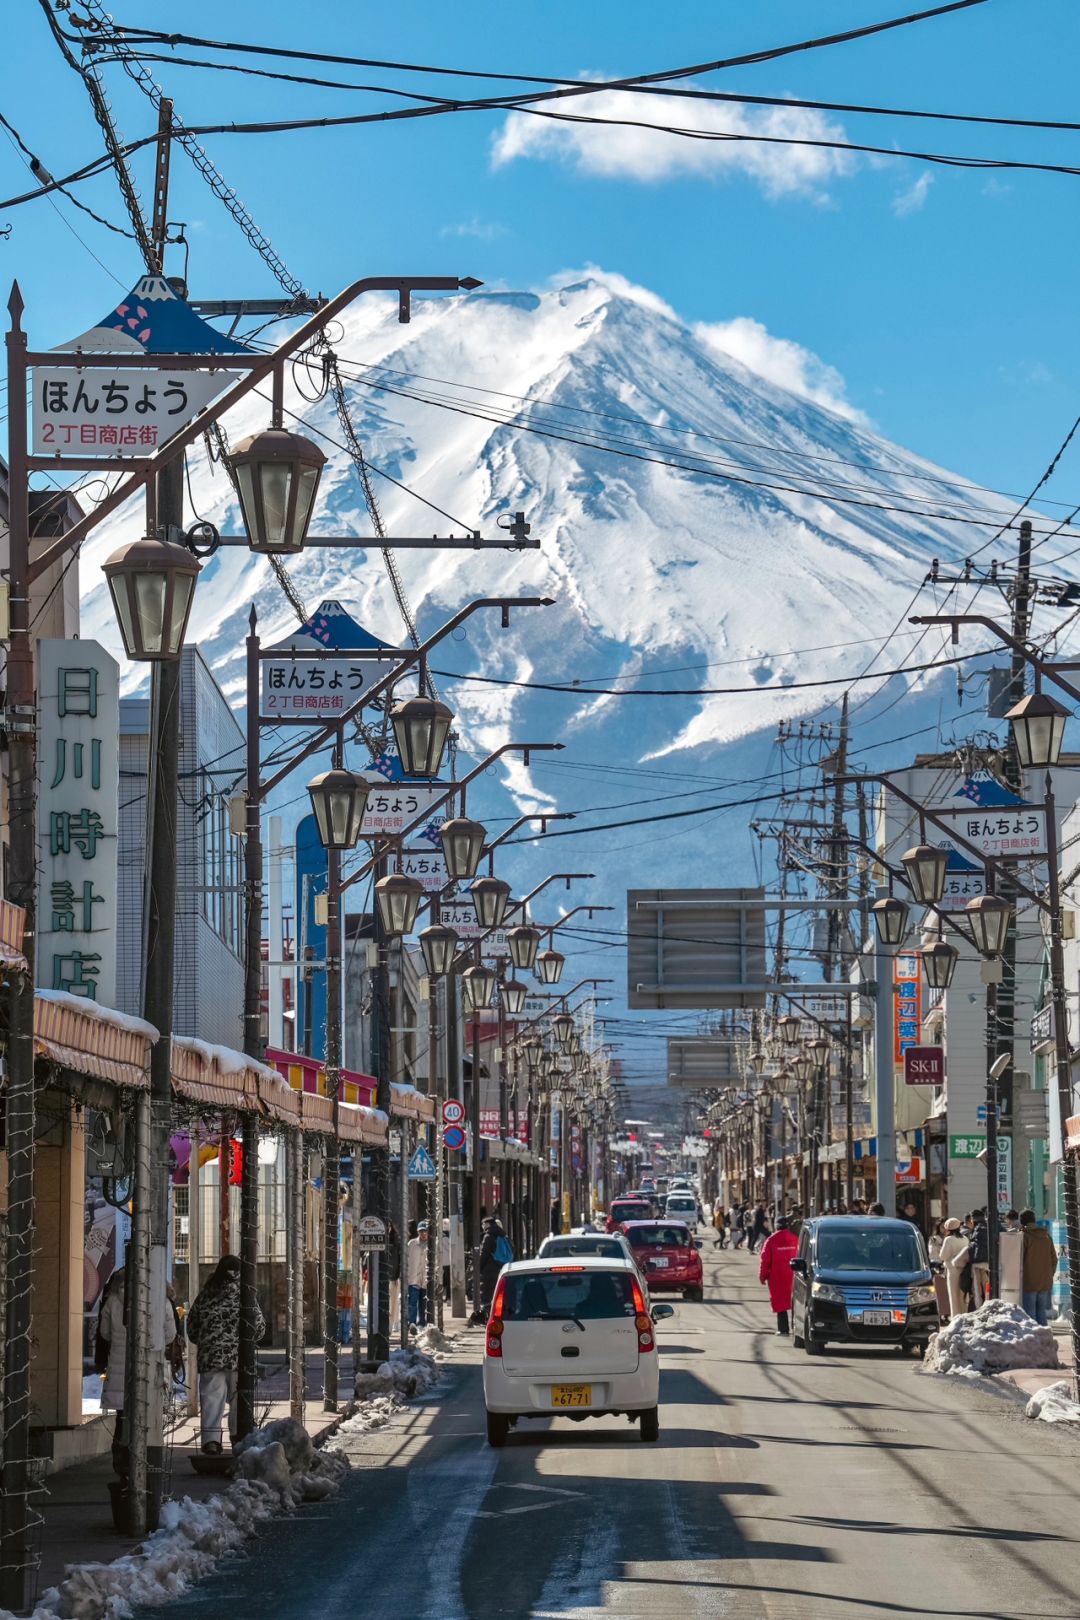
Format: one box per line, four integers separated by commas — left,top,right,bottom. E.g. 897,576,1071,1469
352,1345,441,1402
924,1301,1060,1377
14,1423,349,1620
1026,1379,1080,1425
415,1324,458,1356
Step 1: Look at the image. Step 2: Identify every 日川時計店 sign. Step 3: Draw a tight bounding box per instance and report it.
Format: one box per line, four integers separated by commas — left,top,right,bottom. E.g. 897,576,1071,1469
31,366,237,456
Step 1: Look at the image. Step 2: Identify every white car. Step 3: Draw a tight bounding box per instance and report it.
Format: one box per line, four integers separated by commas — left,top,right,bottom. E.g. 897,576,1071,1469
483,1256,674,1447
664,1193,699,1231
537,1231,647,1290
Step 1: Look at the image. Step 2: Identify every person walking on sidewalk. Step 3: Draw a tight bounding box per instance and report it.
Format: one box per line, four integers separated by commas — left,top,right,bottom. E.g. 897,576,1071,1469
758,1217,798,1335
96,1266,179,1474
939,1218,971,1320
969,1209,990,1305
479,1216,514,1312
1020,1209,1057,1326
407,1223,429,1329
186,1255,264,1455
748,1203,769,1254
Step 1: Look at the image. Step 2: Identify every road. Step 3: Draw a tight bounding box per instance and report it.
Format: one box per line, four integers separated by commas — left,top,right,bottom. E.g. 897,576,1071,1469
143,1241,1080,1620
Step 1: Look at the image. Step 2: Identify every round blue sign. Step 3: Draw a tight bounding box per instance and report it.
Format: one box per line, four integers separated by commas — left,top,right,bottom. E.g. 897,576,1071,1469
443,1124,466,1152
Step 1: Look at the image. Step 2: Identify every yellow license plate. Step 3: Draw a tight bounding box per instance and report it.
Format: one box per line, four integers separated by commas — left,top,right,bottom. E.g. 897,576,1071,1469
550,1384,592,1408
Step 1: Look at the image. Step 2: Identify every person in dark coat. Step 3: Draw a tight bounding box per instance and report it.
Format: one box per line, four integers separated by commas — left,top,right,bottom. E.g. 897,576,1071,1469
479,1217,512,1311
186,1255,264,1454
748,1204,769,1254
758,1216,799,1335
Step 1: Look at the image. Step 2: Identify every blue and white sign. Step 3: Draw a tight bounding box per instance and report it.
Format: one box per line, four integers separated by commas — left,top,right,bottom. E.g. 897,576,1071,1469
407,1144,437,1180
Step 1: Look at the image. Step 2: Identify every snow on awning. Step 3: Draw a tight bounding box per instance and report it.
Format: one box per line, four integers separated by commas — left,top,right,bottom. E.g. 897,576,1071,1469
390,1081,435,1123
33,990,155,1092
0,899,29,972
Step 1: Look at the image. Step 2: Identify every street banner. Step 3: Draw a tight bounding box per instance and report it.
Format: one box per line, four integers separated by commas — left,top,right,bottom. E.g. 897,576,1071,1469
893,952,922,1076
32,366,238,456
260,600,404,722
903,1045,944,1087
933,803,1047,860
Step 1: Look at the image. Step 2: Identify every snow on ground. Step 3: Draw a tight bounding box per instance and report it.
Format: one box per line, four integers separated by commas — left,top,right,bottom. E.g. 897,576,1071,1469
1026,1379,1080,1425
331,1329,463,1442
924,1300,1060,1377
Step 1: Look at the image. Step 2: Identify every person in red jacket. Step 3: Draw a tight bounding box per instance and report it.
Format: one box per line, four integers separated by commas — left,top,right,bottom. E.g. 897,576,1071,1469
758,1216,799,1336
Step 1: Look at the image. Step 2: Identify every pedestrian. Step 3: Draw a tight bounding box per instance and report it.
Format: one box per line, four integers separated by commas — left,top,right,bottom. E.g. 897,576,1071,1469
479,1215,514,1312
186,1255,263,1455
96,1265,176,1475
550,1199,562,1236
1020,1209,1057,1326
406,1222,429,1329
939,1217,971,1320
748,1203,769,1254
732,1206,746,1249
440,1217,452,1302
713,1206,727,1249
385,1221,402,1329
868,1202,886,1217
1005,1208,1021,1232
758,1216,798,1335
928,1220,951,1321
969,1209,990,1305
900,1201,922,1232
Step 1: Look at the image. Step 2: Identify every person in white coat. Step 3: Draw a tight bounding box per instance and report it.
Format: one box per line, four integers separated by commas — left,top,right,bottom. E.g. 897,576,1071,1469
96,1266,179,1473
939,1218,971,1321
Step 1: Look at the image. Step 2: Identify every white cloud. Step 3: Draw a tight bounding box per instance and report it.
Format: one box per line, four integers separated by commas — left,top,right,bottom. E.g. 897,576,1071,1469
440,219,508,241
694,316,865,422
492,88,855,201
893,171,933,217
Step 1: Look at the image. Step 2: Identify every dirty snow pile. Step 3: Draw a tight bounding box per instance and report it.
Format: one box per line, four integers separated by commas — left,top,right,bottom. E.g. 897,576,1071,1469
924,1301,1059,1377
333,1336,457,1441
13,1421,348,1620
1025,1380,1080,1425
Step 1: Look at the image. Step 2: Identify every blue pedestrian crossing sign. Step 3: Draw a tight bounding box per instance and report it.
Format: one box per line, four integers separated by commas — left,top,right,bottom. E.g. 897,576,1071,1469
407,1144,437,1180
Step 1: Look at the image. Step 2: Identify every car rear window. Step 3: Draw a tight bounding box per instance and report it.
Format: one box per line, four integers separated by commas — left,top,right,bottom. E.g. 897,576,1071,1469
541,1238,623,1259
612,1202,650,1218
816,1228,925,1273
666,1197,695,1210
503,1271,637,1320
626,1225,690,1250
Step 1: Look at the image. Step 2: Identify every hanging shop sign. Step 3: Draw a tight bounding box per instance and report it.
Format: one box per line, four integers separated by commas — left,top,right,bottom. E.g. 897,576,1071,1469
949,1134,987,1159
36,640,120,1004
903,1045,944,1088
893,952,922,1077
439,899,510,954
31,366,238,457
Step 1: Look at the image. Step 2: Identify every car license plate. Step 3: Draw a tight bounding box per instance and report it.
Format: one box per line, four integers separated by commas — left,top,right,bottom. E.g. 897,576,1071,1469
860,1309,891,1326
550,1384,591,1408
652,1257,669,1268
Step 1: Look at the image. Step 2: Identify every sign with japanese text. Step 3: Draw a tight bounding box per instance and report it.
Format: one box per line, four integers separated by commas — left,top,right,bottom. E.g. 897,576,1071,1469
997,1133,1013,1212
438,899,510,953
36,641,119,1003
260,652,399,722
893,952,922,1075
949,1133,987,1159
1030,1002,1056,1054
903,1045,944,1088
935,864,987,913
933,804,1047,860
400,847,449,892
31,366,236,457
358,778,449,839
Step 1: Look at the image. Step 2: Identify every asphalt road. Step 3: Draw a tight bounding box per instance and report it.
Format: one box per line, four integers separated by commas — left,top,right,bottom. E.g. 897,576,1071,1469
141,1241,1080,1620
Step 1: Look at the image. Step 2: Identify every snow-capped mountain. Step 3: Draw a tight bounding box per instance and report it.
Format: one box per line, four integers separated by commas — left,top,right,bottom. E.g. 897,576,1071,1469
77,272,1032,1079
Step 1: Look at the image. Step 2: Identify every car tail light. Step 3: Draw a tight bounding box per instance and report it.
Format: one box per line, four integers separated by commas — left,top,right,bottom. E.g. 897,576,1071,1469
487,1277,506,1357
631,1277,655,1352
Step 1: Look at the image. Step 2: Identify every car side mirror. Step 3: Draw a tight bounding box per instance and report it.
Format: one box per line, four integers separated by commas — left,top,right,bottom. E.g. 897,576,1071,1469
652,1303,675,1322
790,1257,808,1275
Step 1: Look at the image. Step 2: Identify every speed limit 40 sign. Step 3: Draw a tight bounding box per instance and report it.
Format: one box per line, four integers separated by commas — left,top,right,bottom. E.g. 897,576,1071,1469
443,1099,465,1126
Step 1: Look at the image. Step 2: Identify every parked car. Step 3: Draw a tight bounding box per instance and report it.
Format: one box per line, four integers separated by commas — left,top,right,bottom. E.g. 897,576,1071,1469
620,1220,703,1301
790,1215,939,1355
482,1257,674,1446
663,1192,699,1232
606,1196,653,1233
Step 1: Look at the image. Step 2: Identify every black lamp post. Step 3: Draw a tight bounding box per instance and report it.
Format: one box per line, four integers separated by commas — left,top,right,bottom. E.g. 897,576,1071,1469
921,938,958,990
500,979,528,1016
1007,689,1068,770
307,768,372,850
375,872,423,937
871,895,909,946
536,948,565,985
461,962,496,1014
103,536,201,661
391,692,454,778
419,923,458,977
965,893,1011,958
228,426,327,555
441,816,487,881
901,843,949,906
778,1015,801,1048
470,875,512,931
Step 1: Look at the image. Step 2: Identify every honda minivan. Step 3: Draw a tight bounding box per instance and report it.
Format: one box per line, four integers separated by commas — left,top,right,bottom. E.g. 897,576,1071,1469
483,1256,674,1445
790,1215,939,1355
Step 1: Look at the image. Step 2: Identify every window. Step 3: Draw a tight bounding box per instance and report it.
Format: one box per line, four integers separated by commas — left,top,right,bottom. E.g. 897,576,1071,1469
626,1225,690,1250
503,1271,637,1321
815,1227,926,1273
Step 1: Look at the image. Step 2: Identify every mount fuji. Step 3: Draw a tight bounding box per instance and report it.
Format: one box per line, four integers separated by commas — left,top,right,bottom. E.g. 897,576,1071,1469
76,271,1036,1081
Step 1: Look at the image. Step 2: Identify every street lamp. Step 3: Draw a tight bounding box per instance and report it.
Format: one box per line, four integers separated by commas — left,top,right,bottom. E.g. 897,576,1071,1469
419,922,458,977
440,816,487,881
965,893,1011,958
778,1015,801,1048
228,426,327,555
307,767,372,850
871,894,909,946
507,924,541,972
553,1012,575,1049
749,1050,767,1075
536,948,565,985
374,872,423,936
461,962,496,1013
500,979,528,1016
901,843,949,906
521,1042,542,1075
103,536,201,662
921,938,959,990
791,1052,814,1084
1007,689,1069,770
470,875,512,931
390,692,454,779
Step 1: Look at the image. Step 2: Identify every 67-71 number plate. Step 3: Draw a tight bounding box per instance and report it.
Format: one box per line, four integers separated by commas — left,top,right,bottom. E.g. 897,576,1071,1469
550,1384,591,1408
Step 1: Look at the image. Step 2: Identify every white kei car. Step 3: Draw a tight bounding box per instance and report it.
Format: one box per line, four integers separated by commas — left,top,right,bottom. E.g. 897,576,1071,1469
482,1256,674,1447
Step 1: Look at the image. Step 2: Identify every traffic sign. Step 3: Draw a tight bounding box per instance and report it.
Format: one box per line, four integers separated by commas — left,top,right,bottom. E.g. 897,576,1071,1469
407,1144,437,1180
442,1099,465,1126
355,1214,387,1249
443,1125,466,1152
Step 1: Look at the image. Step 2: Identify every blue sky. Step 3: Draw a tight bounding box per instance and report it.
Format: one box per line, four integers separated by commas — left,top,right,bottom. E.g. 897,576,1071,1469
4,0,1080,504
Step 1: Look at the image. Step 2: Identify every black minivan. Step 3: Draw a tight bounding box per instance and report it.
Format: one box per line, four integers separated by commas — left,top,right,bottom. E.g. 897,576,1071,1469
790,1216,939,1356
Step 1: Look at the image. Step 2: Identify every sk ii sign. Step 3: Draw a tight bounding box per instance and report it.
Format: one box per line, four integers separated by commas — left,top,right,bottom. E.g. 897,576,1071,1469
903,1046,944,1088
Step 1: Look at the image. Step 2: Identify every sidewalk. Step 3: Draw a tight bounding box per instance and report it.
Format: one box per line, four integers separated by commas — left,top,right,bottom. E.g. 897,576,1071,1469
23,1320,468,1614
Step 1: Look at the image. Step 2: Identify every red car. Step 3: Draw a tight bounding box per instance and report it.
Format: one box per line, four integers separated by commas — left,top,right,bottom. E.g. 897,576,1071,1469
606,1197,653,1234
620,1220,704,1301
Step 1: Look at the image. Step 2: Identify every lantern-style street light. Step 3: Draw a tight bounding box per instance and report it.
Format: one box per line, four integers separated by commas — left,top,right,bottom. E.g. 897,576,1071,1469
536,948,565,985
748,1050,767,1075
871,895,909,946
791,1052,814,1084
103,536,201,662
553,1012,575,1049
470,875,512,931
419,923,458,977
1007,689,1069,771
461,962,497,1013
778,1015,801,1048
375,872,423,937
507,925,541,972
440,816,487,881
228,427,327,555
901,843,949,906
501,979,528,1016
307,767,372,850
390,692,454,779
921,938,959,990
965,893,1012,958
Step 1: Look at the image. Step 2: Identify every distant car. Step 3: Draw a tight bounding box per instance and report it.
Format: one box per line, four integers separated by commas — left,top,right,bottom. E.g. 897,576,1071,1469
606,1197,653,1233
483,1256,674,1446
663,1193,699,1232
538,1233,636,1266
621,1220,703,1301
790,1216,939,1356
